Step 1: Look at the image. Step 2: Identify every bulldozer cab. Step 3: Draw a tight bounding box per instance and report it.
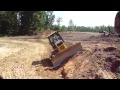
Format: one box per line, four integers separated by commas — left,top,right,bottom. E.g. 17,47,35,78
48,31,65,50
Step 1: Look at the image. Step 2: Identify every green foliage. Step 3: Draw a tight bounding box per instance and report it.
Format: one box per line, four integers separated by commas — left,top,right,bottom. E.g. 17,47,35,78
56,17,62,26
0,11,19,35
68,19,74,31
19,11,34,35
50,25,59,31
60,25,67,32
52,25,114,33
56,17,62,30
0,11,115,36
0,11,55,36
45,11,55,29
31,11,46,32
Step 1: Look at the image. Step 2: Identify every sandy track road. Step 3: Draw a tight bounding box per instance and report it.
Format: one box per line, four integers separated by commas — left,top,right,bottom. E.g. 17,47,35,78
0,38,51,79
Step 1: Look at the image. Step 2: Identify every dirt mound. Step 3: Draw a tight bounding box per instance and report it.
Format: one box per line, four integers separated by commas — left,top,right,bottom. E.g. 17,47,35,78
42,29,55,37
61,47,118,79
33,44,119,79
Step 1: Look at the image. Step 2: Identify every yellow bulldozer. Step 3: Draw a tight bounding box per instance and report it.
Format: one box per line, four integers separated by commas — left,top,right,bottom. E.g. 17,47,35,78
47,31,82,68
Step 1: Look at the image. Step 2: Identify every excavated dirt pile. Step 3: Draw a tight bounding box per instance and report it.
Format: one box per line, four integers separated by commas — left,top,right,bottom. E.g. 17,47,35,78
34,45,120,79
62,47,120,79
33,32,120,79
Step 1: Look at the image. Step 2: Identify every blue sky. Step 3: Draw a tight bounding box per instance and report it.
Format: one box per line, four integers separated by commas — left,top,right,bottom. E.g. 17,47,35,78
53,11,118,27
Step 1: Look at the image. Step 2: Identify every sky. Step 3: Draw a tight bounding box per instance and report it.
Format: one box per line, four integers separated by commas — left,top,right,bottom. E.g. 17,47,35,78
53,11,118,27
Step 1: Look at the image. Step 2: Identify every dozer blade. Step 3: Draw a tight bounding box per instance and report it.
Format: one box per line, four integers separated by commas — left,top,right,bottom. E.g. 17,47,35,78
51,42,82,68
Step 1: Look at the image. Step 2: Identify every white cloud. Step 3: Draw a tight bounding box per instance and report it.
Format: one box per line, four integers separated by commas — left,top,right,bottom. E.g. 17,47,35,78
53,11,118,27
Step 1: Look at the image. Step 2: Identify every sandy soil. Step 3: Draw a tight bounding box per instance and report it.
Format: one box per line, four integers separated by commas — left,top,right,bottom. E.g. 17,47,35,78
0,32,120,79
0,38,51,79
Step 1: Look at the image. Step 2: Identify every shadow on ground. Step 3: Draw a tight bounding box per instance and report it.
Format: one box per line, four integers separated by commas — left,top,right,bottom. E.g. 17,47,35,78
32,58,53,67
32,52,79,71
31,57,71,71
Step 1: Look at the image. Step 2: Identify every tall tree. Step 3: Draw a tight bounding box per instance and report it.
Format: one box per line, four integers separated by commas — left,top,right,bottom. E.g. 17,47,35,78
38,11,46,32
56,17,62,26
68,19,74,31
45,11,55,29
19,11,34,35
56,17,62,31
31,11,46,32
0,11,19,35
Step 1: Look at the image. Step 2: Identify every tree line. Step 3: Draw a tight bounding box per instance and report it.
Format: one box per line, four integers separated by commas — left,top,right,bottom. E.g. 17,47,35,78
0,11,115,36
53,19,114,33
0,11,55,36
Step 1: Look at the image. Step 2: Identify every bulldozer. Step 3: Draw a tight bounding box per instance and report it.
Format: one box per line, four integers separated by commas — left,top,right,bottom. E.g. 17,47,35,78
47,31,82,68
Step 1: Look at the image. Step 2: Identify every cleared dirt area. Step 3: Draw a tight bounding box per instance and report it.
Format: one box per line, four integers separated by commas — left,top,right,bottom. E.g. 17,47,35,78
0,38,52,79
0,31,120,79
